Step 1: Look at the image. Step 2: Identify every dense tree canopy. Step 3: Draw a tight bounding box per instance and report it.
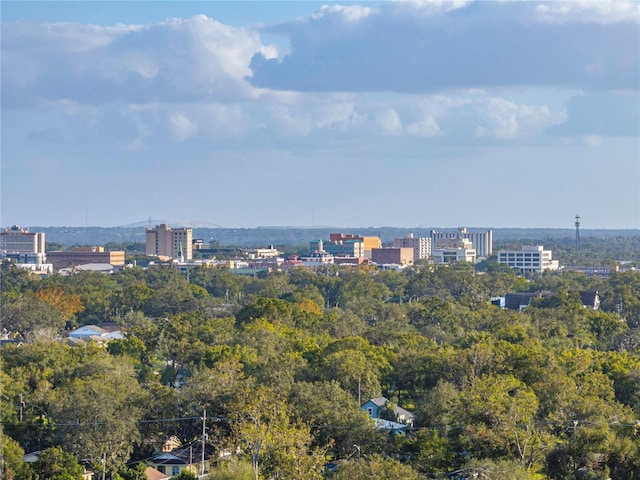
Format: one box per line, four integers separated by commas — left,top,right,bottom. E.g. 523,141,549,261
2,254,640,479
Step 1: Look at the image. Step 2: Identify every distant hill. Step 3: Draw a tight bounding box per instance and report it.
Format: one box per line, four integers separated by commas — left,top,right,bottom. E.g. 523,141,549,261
119,219,222,228
31,226,640,248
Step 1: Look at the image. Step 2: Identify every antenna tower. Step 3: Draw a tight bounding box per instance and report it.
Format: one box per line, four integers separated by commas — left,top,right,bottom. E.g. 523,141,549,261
574,214,581,251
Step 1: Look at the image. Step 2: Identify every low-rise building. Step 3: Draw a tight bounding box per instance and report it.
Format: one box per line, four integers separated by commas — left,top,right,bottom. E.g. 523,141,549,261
310,239,364,258
431,238,476,264
300,251,335,266
47,246,125,269
371,247,414,266
330,233,381,259
245,246,282,259
497,245,559,274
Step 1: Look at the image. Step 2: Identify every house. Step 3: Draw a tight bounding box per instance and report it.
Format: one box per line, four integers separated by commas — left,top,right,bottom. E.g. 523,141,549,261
148,443,210,477
23,451,93,479
579,290,600,310
360,397,414,434
498,290,600,311
503,291,555,310
68,324,124,342
145,466,169,480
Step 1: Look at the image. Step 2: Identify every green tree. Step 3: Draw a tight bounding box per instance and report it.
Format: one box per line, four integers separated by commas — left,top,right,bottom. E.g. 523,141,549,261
227,386,324,480
33,446,85,480
49,350,146,473
330,454,421,480
288,381,386,458
458,374,542,468
170,470,197,480
1,433,33,480
2,296,65,341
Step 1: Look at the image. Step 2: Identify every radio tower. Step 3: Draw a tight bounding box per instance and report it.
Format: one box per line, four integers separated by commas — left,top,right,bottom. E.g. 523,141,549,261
574,214,581,251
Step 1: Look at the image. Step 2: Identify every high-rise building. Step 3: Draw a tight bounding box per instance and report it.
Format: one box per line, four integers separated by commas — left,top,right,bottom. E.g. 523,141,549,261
0,226,45,254
393,233,431,260
146,224,193,261
430,227,492,258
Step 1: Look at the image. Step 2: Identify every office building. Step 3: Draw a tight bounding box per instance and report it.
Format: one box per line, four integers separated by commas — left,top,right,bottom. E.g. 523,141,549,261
310,239,364,258
497,245,559,274
371,247,414,266
330,233,381,259
430,228,492,258
47,246,125,269
393,234,431,260
431,238,476,264
1,226,45,254
146,224,193,261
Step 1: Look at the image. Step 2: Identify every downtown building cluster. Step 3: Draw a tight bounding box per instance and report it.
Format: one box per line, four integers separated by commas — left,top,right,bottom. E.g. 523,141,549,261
1,223,571,277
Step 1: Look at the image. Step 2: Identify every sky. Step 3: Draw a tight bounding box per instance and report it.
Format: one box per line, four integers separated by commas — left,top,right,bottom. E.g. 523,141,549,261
2,1,639,229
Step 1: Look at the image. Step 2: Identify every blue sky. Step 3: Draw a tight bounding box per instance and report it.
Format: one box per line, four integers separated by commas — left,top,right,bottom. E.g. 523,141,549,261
2,1,639,229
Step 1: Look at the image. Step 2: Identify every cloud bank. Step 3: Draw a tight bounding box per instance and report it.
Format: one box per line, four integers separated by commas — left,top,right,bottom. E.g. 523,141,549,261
1,2,638,228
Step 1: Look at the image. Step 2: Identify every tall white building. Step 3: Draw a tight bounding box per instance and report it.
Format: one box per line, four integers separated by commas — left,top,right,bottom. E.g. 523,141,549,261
0,226,45,254
430,227,492,258
497,245,559,274
146,224,193,261
393,234,431,260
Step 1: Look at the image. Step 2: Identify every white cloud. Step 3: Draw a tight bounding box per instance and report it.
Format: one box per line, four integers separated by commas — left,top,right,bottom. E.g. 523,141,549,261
269,106,313,137
390,0,472,16
376,108,404,135
251,1,638,93
2,15,270,105
311,5,374,22
583,135,603,146
475,98,567,139
169,113,198,142
407,116,442,137
535,1,640,24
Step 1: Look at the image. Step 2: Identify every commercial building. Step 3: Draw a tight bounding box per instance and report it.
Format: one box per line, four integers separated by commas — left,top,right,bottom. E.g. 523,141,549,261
497,245,559,274
431,238,476,264
310,239,364,258
371,247,414,266
47,246,125,269
300,251,335,266
329,233,381,259
0,226,45,254
430,228,492,258
393,234,431,260
146,224,193,261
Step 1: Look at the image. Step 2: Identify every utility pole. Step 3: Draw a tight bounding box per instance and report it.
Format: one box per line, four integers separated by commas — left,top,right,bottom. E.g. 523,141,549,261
201,409,207,476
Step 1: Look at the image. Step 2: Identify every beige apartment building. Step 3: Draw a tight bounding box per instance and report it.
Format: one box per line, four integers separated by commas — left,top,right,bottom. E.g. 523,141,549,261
146,224,193,261
393,233,431,260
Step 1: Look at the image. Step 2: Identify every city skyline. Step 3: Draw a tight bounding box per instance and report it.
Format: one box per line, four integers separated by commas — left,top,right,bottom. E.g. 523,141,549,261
2,1,639,229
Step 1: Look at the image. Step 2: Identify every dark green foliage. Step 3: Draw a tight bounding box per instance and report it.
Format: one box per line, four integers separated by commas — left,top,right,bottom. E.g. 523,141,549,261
2,251,640,479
